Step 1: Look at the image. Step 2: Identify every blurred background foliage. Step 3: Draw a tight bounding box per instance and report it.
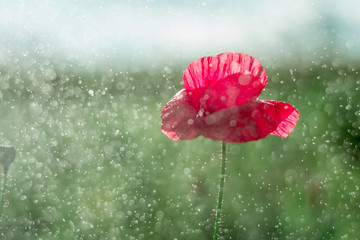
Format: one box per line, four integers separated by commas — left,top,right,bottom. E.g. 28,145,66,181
1,0,360,239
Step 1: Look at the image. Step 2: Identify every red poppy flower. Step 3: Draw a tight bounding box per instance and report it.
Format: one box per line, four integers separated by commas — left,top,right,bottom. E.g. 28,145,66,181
161,52,299,143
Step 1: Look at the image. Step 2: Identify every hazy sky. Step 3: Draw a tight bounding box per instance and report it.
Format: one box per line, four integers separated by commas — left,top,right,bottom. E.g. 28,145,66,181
0,0,359,68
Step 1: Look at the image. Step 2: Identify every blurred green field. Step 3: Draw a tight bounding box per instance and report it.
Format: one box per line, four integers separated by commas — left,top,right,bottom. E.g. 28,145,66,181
0,57,360,240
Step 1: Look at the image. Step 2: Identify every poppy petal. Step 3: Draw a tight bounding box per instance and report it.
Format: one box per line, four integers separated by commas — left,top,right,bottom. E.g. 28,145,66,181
199,101,298,143
187,72,267,113
161,90,200,140
261,100,299,137
183,53,267,99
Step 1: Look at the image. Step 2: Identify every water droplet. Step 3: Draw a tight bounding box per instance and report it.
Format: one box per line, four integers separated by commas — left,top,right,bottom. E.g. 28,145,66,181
239,74,252,86
184,168,190,174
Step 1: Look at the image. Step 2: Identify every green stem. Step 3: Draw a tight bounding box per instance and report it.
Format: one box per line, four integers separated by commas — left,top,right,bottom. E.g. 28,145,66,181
213,141,226,240
0,168,8,218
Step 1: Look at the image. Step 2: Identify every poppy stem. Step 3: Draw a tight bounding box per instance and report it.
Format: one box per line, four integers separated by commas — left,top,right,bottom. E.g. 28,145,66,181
0,167,8,218
213,141,226,240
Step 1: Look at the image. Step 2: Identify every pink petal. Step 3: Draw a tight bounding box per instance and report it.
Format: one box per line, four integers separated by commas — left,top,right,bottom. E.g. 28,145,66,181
261,101,299,137
200,102,277,143
183,53,267,97
199,101,298,143
161,90,201,140
187,72,266,114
